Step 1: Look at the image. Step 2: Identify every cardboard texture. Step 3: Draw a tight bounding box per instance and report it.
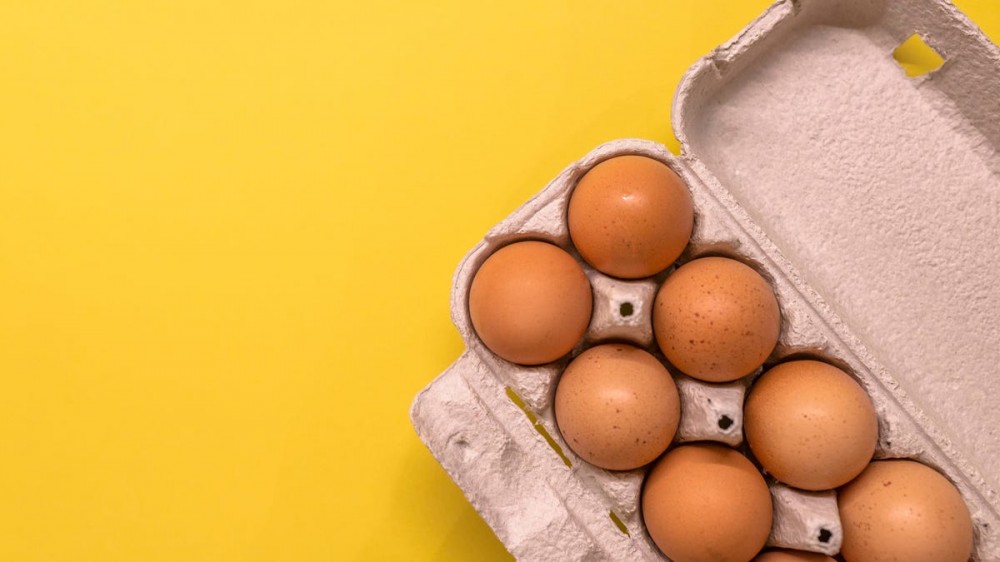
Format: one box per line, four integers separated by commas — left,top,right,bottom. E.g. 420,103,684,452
411,0,1000,559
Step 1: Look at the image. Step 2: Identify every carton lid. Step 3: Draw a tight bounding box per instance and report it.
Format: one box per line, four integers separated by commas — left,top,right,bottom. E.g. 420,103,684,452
674,0,1000,496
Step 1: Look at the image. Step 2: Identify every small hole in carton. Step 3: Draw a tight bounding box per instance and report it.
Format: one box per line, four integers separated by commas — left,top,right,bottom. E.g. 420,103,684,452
892,34,944,77
718,415,734,430
609,511,630,536
818,528,833,543
505,387,572,467
619,302,634,317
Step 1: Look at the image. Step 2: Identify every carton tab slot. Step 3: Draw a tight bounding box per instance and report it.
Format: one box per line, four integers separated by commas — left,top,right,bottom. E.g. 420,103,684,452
892,33,945,77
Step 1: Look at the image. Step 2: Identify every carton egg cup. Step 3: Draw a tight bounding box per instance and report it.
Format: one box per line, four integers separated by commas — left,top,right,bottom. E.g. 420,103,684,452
411,0,1000,559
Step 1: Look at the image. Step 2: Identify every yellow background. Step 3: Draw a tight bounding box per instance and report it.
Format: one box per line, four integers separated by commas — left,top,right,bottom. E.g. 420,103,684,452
1,1,997,560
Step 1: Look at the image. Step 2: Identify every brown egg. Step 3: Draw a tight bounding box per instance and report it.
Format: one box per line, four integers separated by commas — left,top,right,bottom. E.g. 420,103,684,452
753,549,836,562
839,460,973,562
744,360,877,490
468,240,592,365
568,155,693,279
554,344,679,470
642,443,772,562
653,256,780,382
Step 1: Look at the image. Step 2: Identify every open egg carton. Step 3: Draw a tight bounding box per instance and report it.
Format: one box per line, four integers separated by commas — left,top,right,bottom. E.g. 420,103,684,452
411,0,1000,559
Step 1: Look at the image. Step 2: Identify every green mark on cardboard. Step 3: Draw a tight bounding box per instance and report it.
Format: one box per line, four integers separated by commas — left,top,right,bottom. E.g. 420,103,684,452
505,387,572,468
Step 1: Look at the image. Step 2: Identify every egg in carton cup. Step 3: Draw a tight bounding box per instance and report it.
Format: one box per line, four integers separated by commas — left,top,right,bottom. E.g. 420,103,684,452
411,0,1000,559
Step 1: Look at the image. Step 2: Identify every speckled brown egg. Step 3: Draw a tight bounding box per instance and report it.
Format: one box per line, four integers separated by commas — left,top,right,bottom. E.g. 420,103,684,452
642,442,772,562
554,344,679,470
468,240,592,365
744,360,878,490
839,460,973,562
753,549,836,562
653,256,780,382
568,155,693,279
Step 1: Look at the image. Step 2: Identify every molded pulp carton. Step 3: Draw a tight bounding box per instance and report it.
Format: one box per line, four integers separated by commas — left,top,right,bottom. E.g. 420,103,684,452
411,0,1000,559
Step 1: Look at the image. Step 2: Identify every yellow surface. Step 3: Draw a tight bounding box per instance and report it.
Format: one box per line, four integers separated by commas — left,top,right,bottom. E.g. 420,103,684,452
1,1,997,560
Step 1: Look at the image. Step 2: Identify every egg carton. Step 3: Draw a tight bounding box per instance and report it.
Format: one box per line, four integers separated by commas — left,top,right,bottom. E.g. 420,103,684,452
410,0,1000,559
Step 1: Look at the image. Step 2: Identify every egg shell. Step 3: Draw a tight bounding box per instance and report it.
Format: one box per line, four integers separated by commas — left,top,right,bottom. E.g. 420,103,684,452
411,0,1000,558
745,360,878,490
642,443,772,562
554,344,680,471
754,549,836,562
653,256,780,382
468,240,592,365
839,460,974,562
568,155,693,279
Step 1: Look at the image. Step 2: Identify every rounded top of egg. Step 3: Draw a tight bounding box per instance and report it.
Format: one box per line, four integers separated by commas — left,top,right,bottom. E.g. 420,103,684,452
554,343,679,470
468,240,592,365
745,359,878,490
568,155,693,279
839,459,973,562
642,442,772,562
653,256,780,382
753,549,836,561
